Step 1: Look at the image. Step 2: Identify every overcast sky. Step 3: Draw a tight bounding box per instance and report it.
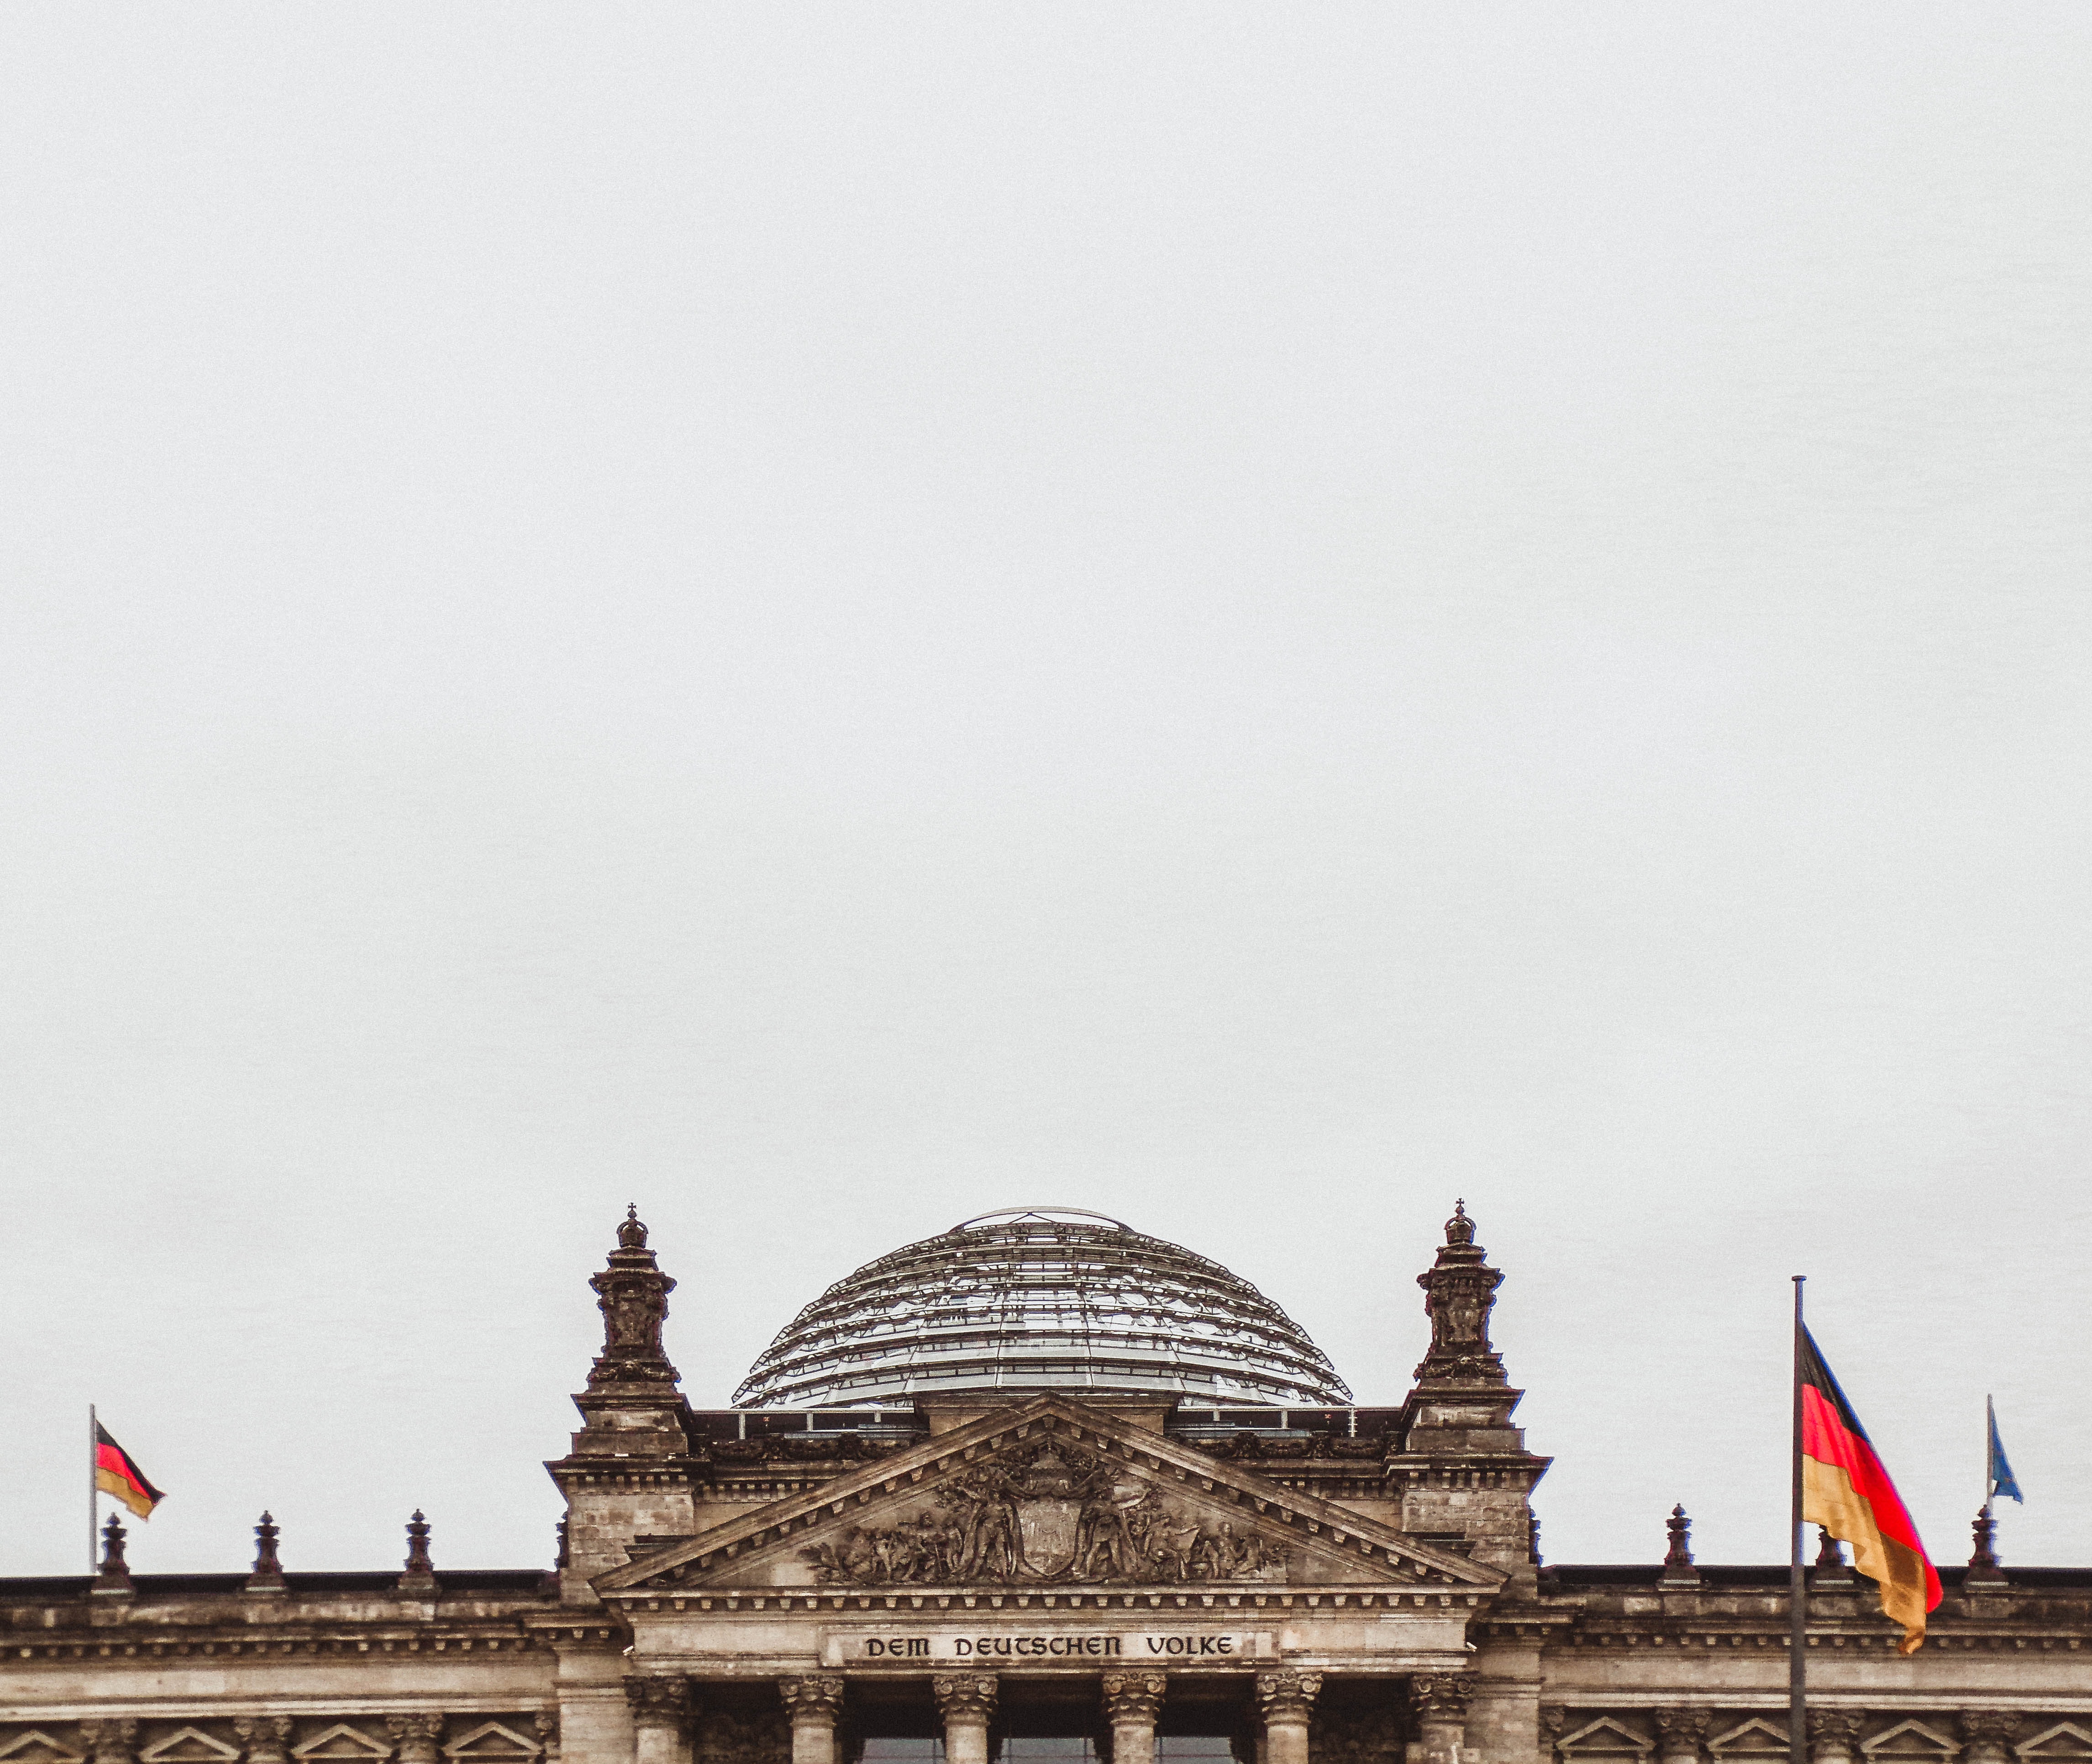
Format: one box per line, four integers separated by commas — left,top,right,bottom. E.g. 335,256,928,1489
3,6,2088,1580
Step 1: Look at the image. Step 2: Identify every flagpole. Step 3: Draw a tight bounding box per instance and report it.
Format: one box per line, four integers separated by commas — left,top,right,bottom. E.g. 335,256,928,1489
1790,1277,1807,1764
1984,1394,1994,1517
88,1403,98,1576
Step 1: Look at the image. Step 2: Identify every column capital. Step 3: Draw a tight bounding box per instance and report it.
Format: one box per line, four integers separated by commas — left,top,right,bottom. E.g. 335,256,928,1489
1654,1710,1711,1763
233,1720,292,1764
1255,1671,1323,1723
627,1676,695,1730
1409,1675,1472,1724
781,1677,848,1723
1102,1671,1169,1724
1808,1713,1864,1746
933,1674,1000,1724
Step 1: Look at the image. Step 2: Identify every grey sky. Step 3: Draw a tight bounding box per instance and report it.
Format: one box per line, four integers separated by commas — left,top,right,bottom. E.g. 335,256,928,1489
2,6,2087,1579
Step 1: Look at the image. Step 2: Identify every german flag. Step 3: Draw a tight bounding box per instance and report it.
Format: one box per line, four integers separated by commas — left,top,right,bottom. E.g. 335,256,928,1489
1799,1328,1940,1652
95,1423,165,1520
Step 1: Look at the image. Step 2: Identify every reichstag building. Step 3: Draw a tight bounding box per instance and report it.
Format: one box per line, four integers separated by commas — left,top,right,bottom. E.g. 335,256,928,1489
5,1207,2086,1764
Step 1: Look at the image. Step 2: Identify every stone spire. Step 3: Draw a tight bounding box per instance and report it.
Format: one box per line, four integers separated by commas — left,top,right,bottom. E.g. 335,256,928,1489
1388,1201,1550,1584
545,1208,702,1596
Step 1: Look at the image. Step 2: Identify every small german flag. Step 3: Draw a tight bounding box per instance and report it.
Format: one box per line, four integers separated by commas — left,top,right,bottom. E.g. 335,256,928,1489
1799,1328,1940,1652
95,1423,165,1520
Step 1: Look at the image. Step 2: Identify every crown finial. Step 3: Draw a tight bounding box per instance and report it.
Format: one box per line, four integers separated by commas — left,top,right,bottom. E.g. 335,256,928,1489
617,1205,647,1250
1445,1200,1475,1245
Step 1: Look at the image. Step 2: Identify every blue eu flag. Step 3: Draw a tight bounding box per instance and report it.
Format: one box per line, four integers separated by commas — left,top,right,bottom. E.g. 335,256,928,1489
1988,1396,2024,1505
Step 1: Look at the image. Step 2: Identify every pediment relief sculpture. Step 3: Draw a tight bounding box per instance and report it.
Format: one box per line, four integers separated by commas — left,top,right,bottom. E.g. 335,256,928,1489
799,1438,1284,1586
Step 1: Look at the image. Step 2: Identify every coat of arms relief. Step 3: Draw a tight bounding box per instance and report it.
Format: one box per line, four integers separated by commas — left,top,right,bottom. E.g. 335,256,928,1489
799,1441,1284,1586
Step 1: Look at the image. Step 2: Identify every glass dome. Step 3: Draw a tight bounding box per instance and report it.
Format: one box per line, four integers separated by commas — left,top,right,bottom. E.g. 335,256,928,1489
733,1207,1351,1409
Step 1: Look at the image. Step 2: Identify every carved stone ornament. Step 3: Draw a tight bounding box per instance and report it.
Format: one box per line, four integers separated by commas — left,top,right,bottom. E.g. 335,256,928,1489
799,1439,1282,1587
533,1715,561,1761
81,1722,138,1764
1101,1672,1169,1725
1256,1672,1323,1723
778,1678,847,1725
1539,1709,1568,1747
385,1717,444,1764
1959,1714,2018,1764
1414,1203,1507,1387
589,1207,680,1390
627,1677,695,1729
235,1719,294,1764
1807,1711,1863,1764
1409,1678,1472,1725
1654,1710,1711,1762
931,1675,999,1725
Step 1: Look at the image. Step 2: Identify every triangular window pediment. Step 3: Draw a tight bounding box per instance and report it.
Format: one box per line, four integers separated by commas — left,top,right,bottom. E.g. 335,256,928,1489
1709,1722,1790,1757
1558,1719,1652,1756
0,1735,87,1764
2018,1729,2092,1760
292,1729,391,1762
601,1396,1498,1598
443,1727,540,1760
142,1733,241,1764
1863,1725,1958,1758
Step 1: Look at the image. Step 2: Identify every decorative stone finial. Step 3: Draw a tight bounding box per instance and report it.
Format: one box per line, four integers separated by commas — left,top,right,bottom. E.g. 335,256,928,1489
1659,1503,1700,1586
247,1511,285,1591
95,1511,132,1592
1413,1199,1506,1386
589,1208,678,1389
1812,1526,1853,1584
399,1509,437,1592
1966,1504,2006,1583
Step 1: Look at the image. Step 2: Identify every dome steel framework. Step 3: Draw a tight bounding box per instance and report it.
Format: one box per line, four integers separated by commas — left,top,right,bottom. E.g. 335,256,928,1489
732,1207,1352,1410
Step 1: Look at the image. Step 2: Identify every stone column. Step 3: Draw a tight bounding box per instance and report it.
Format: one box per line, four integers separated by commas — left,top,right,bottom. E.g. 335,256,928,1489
627,1677,694,1764
781,1676,848,1764
1960,1714,2018,1764
1102,1672,1168,1764
1655,1712,1710,1764
1409,1676,1472,1764
1256,1672,1322,1764
388,1717,445,1764
1808,1712,1862,1764
934,1673,999,1764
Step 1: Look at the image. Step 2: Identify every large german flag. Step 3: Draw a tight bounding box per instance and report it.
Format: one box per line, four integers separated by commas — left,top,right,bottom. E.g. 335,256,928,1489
95,1423,165,1520
1799,1328,1940,1652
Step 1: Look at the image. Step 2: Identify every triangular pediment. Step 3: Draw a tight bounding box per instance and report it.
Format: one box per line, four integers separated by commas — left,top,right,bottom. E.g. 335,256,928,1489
292,1729,391,1762
0,1735,87,1764
2018,1727,2092,1759
443,1727,541,1760
1862,1725,1958,1758
597,1393,1502,1598
141,1734,242,1764
1709,1722,1791,1756
1557,1719,1653,1756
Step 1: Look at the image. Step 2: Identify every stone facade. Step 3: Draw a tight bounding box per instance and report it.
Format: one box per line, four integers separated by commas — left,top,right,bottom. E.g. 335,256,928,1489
5,1209,2087,1764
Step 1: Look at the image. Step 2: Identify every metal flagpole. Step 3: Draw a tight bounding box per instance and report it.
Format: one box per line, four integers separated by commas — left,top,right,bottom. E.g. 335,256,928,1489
89,1403,98,1576
1985,1394,1995,1516
1790,1278,1807,1764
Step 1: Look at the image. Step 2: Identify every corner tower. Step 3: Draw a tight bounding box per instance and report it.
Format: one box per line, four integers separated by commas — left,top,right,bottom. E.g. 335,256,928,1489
1388,1202,1550,1583
546,1208,702,1596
